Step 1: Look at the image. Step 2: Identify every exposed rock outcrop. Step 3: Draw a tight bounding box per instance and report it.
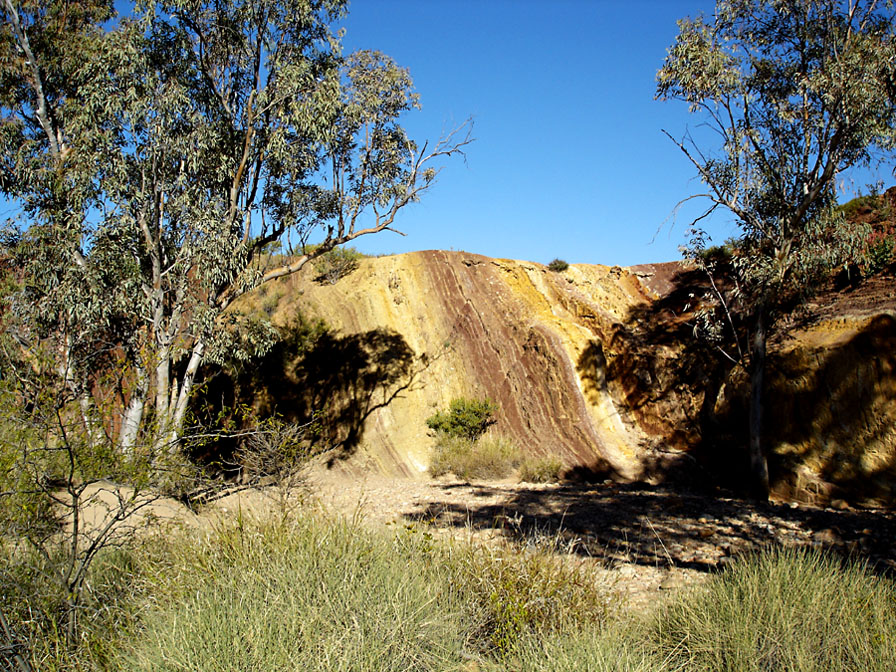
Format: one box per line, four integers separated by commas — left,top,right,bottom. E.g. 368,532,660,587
235,250,896,505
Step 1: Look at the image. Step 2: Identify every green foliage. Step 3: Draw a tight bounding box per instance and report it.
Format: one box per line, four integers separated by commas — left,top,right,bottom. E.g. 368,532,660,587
426,399,518,480
660,0,896,301
648,547,896,671
7,505,896,671
694,237,740,266
0,0,470,660
659,0,896,496
547,258,569,272
429,433,521,480
443,535,614,658
835,193,896,275
659,0,896,305
837,194,887,221
864,232,896,274
121,513,614,670
518,454,564,483
0,0,470,461
311,245,366,284
1,543,140,671
503,632,651,672
426,397,498,440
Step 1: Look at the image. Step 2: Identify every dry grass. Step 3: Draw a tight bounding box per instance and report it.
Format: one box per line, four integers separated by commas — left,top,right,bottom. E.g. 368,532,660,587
429,433,521,480
518,454,564,483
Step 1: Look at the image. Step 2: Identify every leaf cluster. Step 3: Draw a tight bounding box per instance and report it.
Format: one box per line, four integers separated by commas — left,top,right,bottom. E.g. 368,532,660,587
662,0,896,365
426,397,498,441
659,0,896,296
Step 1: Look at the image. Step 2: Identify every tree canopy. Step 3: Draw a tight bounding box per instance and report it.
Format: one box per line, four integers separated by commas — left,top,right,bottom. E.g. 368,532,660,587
658,0,896,497
0,0,470,455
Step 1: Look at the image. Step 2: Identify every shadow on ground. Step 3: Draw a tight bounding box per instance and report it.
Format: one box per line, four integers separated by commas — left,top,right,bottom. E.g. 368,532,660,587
405,480,896,575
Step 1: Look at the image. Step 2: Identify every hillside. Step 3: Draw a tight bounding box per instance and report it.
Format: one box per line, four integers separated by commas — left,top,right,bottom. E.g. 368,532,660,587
225,247,896,506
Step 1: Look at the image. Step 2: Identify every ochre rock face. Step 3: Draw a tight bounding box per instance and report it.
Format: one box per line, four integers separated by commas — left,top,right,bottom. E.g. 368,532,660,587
266,251,663,479
251,250,896,504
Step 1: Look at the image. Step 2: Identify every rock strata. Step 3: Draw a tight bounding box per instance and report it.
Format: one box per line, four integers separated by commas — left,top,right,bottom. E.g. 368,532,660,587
247,251,896,504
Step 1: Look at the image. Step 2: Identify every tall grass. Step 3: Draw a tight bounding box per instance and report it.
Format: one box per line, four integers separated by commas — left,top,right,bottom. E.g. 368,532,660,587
9,508,896,671
518,454,564,483
647,547,896,672
429,433,520,480
440,532,615,657
0,541,141,671
124,515,469,671
123,514,616,670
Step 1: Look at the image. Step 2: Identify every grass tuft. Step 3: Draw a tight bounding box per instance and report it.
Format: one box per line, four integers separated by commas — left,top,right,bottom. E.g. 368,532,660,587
124,515,468,671
647,546,896,672
429,433,520,480
518,455,564,483
442,536,615,657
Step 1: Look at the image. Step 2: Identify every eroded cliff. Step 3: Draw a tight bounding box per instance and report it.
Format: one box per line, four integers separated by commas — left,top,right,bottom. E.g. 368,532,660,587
234,250,896,505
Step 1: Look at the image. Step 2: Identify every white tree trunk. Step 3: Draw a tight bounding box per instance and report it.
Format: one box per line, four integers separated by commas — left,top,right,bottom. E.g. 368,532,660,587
161,340,206,452
119,364,147,453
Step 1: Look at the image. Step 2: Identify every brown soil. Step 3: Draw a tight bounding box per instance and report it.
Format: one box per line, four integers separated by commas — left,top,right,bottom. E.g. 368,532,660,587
305,465,896,611
789,268,896,326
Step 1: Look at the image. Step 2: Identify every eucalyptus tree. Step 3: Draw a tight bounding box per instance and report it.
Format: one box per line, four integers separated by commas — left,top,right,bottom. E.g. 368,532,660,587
1,0,470,457
657,0,896,497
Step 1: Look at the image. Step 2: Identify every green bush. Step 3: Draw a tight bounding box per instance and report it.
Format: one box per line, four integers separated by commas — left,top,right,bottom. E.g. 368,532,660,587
864,232,896,275
429,433,520,480
647,547,896,672
311,245,366,284
518,455,564,483
547,258,569,272
426,397,498,440
0,542,141,671
837,193,884,221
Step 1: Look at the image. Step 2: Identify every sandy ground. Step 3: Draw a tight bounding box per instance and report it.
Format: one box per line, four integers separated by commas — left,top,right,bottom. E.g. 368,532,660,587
299,464,896,611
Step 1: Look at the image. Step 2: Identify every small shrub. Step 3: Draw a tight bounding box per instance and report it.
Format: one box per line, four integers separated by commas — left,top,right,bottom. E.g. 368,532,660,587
311,245,365,284
0,542,142,671
695,237,740,266
647,547,896,672
547,258,569,272
429,433,520,480
426,397,498,440
518,455,564,483
837,193,885,221
864,231,896,275
443,536,615,657
258,285,284,316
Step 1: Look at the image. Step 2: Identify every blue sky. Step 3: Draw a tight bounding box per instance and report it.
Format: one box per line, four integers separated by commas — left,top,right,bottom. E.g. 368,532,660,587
337,0,884,266
2,1,885,268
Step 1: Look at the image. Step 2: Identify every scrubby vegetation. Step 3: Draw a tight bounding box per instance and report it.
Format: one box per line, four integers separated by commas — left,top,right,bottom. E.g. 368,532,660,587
425,400,564,483
429,433,521,480
6,511,896,672
426,399,523,480
518,454,564,483
647,547,896,672
547,258,570,272
426,397,498,440
836,193,896,276
311,245,368,284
